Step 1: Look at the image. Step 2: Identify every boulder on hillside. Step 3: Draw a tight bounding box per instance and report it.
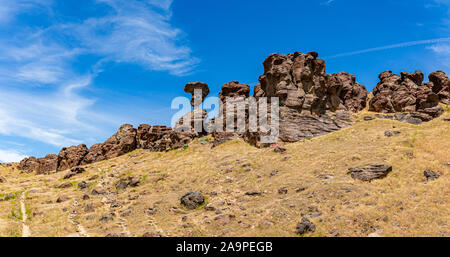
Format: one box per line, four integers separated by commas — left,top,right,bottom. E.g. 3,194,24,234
348,164,393,181
428,70,450,105
369,70,444,121
57,144,89,171
137,125,196,152
180,192,205,210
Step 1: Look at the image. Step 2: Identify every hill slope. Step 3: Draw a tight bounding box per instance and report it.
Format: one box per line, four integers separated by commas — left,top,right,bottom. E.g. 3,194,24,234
0,109,449,237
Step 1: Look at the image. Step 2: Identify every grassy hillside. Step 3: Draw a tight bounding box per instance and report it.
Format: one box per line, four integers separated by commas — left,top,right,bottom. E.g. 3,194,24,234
0,108,449,237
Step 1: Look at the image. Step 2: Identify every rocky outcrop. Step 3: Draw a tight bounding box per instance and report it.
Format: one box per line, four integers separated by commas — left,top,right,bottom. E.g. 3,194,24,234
57,144,89,171
255,52,357,143
175,82,210,134
17,157,39,173
327,72,368,112
138,125,196,152
369,71,444,121
428,71,450,105
82,124,137,165
18,154,58,174
212,81,251,146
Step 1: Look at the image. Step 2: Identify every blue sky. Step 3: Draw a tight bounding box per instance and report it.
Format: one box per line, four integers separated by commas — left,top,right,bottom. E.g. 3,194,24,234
0,0,449,162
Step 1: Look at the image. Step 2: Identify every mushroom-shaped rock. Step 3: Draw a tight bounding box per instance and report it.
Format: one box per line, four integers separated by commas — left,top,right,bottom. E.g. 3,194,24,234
184,82,210,107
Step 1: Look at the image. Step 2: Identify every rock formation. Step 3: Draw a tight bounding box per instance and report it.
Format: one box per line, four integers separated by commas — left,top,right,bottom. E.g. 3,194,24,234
256,51,361,143
212,81,250,146
175,82,210,135
184,82,210,108
428,70,450,105
327,72,368,112
18,155,58,174
82,124,137,165
57,145,89,171
369,70,444,122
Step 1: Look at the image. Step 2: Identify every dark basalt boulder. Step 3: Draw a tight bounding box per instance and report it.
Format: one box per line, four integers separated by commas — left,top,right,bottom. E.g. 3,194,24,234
369,70,444,121
180,192,205,210
57,144,89,171
295,217,316,235
348,164,393,181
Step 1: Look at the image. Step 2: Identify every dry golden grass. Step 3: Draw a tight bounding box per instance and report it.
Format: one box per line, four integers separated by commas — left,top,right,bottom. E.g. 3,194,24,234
0,107,449,237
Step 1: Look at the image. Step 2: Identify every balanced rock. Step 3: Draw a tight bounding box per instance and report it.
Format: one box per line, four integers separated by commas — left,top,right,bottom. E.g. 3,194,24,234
348,164,393,181
184,82,210,107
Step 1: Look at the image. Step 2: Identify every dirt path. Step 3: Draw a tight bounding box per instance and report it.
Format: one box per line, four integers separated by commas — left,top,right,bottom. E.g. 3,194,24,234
20,192,31,237
68,199,90,237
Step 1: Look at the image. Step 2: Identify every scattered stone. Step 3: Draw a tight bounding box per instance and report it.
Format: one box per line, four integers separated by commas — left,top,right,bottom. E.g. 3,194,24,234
329,232,340,237
0,177,6,183
274,146,287,153
444,116,450,122
245,190,262,196
116,176,140,190
424,170,441,181
295,217,316,235
384,131,393,137
270,170,279,176
180,192,205,210
142,231,163,237
82,194,90,200
88,175,99,181
363,116,374,121
56,196,70,203
91,189,107,195
348,164,393,181
295,187,307,192
99,214,114,222
205,203,216,211
278,187,288,194
84,204,95,213
78,181,90,189
63,167,85,179
444,162,450,168
145,208,157,215
57,182,73,189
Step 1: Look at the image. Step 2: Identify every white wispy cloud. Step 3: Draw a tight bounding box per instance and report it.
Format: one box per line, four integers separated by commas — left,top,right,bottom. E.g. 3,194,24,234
321,0,335,6
325,37,450,59
0,0,196,159
427,0,450,68
0,149,27,163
